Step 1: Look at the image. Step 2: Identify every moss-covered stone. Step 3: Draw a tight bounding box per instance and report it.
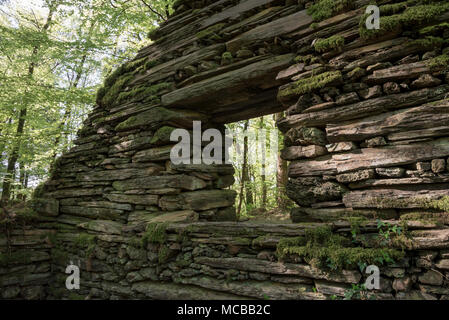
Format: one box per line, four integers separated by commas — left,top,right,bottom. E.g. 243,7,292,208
74,233,97,258
307,0,356,22
360,2,449,39
142,222,169,246
195,23,225,40
278,71,342,100
314,35,345,53
276,225,404,270
426,54,449,71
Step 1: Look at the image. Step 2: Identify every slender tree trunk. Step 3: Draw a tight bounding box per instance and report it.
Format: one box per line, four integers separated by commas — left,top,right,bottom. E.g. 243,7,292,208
237,120,249,217
260,117,267,208
2,107,27,204
17,161,26,201
274,112,288,209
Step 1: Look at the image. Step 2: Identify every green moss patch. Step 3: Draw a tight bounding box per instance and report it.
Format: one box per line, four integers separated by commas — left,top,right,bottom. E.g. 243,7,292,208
426,196,449,212
142,222,169,246
195,23,225,40
294,54,320,65
116,82,171,104
278,71,342,99
74,233,97,257
360,2,449,39
96,57,149,106
276,225,404,271
314,35,345,53
425,54,449,71
307,0,356,22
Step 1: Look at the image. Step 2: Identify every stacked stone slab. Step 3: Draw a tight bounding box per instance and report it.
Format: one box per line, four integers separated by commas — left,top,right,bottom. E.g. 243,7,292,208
274,0,449,222
13,220,449,300
1,0,449,300
0,224,52,299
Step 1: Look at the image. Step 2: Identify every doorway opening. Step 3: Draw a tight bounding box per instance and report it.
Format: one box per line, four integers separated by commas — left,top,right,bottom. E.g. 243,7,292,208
225,113,294,223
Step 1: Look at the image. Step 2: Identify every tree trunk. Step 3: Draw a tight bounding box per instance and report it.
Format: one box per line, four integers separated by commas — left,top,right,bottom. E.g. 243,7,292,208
237,120,250,217
2,107,27,204
274,112,288,209
260,117,267,208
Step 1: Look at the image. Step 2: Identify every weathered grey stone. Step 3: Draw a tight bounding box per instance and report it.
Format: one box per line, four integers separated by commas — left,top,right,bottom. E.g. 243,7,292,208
358,85,382,100
160,190,236,211
396,291,437,300
392,276,413,292
133,145,174,162
281,145,327,160
383,82,401,95
336,92,359,105
418,270,443,286
375,167,405,178
336,169,375,183
326,142,357,153
411,74,442,89
284,127,327,147
112,174,207,191
364,136,386,148
286,177,347,206
105,193,159,206
150,210,199,223
77,220,123,235
431,159,446,173
435,259,449,270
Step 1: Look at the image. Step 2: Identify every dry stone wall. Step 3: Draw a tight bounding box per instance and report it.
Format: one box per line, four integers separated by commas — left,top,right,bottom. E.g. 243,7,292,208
3,219,449,300
1,0,449,300
0,224,52,299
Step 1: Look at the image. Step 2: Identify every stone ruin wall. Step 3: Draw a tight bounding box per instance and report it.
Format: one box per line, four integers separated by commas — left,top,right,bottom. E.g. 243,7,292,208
2,0,449,300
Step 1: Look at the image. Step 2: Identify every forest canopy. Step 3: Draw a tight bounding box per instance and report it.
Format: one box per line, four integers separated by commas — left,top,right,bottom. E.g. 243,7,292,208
0,0,173,202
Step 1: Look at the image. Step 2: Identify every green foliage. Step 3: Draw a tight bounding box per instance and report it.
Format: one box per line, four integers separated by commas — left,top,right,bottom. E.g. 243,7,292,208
0,0,175,202
344,284,375,300
314,35,345,53
347,216,367,241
